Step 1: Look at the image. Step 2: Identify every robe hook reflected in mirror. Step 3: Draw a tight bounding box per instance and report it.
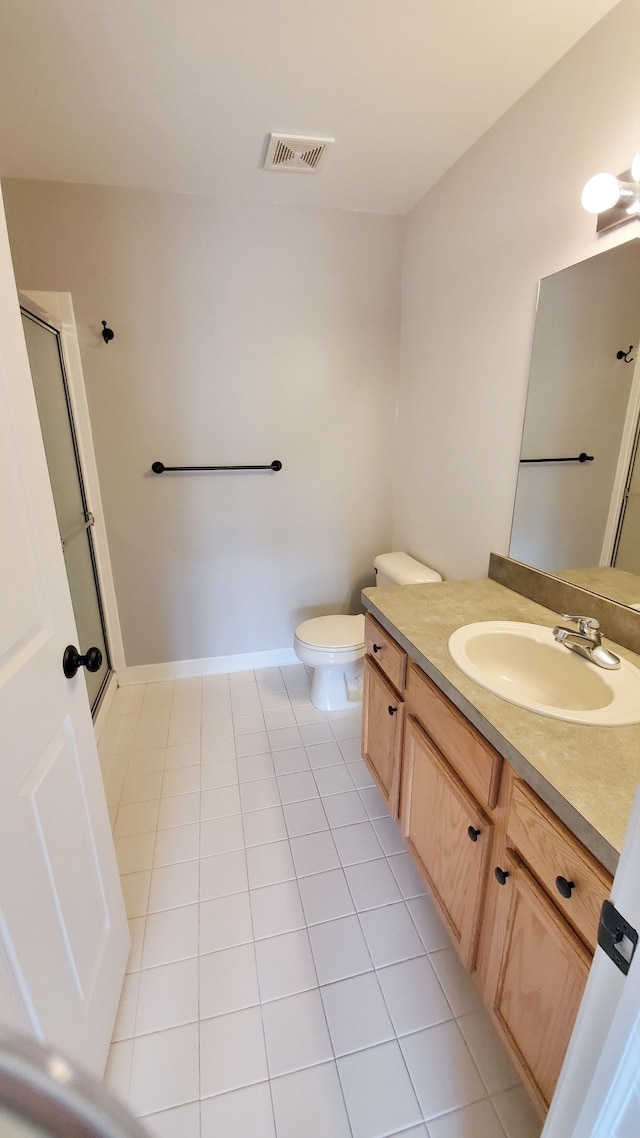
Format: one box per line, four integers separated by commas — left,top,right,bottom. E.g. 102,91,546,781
101,320,115,344
616,346,634,363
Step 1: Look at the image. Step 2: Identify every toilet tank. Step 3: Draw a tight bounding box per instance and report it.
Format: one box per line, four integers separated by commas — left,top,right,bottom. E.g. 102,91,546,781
373,552,442,588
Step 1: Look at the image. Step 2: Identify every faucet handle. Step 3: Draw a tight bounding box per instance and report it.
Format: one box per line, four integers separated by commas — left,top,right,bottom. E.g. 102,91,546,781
562,614,600,635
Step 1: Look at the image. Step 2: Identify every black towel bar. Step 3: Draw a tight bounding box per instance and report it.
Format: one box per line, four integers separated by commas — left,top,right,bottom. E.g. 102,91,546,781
151,460,282,474
519,453,594,465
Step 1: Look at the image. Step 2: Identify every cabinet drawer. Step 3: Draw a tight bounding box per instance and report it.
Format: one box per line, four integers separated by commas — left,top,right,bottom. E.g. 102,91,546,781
507,780,612,952
365,614,407,692
405,664,502,809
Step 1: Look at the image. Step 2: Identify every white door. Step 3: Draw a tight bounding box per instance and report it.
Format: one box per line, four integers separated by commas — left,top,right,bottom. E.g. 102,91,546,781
543,784,640,1136
0,189,128,1075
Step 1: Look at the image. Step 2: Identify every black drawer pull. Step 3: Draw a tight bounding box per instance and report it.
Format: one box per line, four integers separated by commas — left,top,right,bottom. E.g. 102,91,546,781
388,705,397,716
556,875,575,899
372,644,382,653
467,826,481,842
495,866,510,886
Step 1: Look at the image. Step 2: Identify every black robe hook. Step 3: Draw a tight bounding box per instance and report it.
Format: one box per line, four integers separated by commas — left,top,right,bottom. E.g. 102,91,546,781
616,345,634,363
101,320,115,344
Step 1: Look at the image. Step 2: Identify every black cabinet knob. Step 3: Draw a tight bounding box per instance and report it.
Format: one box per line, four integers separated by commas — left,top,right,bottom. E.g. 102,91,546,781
372,644,382,653
494,866,510,886
556,875,575,899
467,826,481,842
388,705,397,716
63,644,103,679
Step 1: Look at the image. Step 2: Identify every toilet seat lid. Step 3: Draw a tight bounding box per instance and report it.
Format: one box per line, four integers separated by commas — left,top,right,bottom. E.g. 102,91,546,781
295,614,365,649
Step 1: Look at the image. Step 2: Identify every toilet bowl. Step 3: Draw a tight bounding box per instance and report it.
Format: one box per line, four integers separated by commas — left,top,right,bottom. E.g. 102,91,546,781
294,614,366,712
294,553,442,711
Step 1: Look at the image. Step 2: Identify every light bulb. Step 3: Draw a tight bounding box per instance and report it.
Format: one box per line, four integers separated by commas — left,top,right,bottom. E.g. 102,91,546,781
581,171,621,214
632,152,640,182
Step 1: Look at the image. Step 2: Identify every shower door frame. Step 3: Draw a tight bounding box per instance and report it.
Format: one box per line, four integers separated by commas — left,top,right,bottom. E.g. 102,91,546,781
19,290,125,726
600,348,640,567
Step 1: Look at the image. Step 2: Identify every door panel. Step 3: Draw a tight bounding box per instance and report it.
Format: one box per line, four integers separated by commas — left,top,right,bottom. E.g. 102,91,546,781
19,723,109,995
0,190,127,1075
0,459,45,665
0,914,38,1037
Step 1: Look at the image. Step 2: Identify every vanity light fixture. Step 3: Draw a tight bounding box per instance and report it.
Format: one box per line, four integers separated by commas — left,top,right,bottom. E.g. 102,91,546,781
581,154,640,232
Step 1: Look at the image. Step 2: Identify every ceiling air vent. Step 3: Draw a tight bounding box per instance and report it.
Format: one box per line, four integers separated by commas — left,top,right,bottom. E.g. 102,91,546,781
263,133,333,174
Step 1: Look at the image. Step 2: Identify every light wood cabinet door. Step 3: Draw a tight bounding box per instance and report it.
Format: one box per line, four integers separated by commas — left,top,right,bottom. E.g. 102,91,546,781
489,848,591,1115
401,715,492,970
362,656,404,817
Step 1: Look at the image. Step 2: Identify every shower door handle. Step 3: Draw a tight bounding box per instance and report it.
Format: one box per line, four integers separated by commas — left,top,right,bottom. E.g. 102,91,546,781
62,644,103,679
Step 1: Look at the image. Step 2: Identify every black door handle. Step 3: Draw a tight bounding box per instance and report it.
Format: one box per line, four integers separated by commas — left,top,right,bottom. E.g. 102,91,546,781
372,644,382,653
467,826,481,842
494,866,510,886
388,705,397,716
63,644,103,679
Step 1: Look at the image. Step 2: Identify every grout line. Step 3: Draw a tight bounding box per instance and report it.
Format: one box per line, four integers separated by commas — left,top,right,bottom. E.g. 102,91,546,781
237,686,284,1138
106,683,150,1110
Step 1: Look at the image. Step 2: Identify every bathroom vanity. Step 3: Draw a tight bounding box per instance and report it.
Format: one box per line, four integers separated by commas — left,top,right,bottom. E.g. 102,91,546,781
360,575,640,1117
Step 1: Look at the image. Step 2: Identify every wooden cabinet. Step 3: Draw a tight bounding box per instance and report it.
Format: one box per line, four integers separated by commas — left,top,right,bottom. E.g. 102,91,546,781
360,612,613,1121
361,656,404,817
402,715,492,969
483,778,613,1113
487,849,591,1114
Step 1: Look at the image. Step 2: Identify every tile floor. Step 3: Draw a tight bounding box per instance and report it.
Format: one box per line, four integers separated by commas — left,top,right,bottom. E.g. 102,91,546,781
100,664,542,1138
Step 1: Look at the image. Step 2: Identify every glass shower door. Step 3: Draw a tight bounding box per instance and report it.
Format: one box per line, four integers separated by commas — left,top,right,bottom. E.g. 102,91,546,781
21,309,110,712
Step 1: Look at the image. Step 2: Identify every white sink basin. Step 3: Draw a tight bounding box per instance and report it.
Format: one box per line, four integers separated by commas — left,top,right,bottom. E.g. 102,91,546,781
448,621,640,726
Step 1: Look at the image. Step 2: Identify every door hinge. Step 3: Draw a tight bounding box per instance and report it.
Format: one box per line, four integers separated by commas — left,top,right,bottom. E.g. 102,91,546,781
598,900,638,975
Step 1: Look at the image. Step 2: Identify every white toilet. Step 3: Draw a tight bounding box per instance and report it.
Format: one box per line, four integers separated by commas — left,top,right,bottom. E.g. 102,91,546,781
294,552,442,711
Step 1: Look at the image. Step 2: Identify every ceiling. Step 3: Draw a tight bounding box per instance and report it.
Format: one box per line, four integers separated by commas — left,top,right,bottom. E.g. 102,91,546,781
0,0,620,215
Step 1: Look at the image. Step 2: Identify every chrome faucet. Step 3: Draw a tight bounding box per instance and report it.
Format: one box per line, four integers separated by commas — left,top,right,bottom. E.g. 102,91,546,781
552,614,621,670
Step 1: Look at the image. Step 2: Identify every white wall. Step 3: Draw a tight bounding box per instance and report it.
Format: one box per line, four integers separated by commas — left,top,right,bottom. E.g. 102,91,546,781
393,0,640,581
3,182,402,667
6,0,638,667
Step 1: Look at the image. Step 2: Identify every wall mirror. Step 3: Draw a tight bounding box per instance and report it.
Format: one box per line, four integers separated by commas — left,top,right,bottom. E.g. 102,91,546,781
509,237,640,610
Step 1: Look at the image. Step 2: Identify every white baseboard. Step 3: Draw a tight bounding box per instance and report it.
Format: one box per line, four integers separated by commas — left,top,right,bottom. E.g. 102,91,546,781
117,646,299,685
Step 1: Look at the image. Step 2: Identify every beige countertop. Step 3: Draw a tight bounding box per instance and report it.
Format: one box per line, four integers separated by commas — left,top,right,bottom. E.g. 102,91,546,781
362,578,640,875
